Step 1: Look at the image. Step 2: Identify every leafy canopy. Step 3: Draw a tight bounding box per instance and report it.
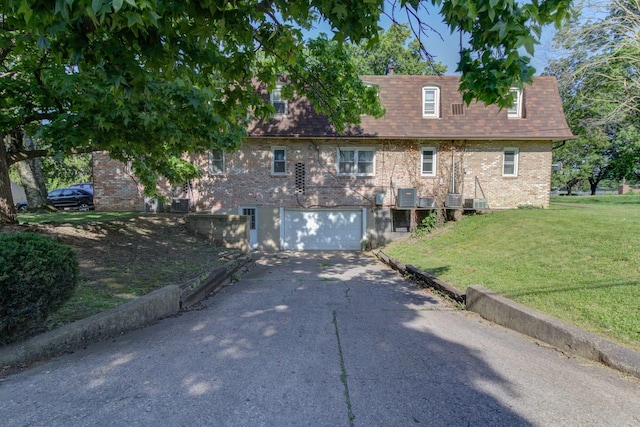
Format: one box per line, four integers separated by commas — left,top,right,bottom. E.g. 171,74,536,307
547,0,640,188
346,23,447,75
0,0,572,221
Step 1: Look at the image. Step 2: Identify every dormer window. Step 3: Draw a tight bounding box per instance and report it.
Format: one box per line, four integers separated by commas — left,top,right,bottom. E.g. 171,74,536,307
422,86,440,118
508,88,522,118
270,83,288,116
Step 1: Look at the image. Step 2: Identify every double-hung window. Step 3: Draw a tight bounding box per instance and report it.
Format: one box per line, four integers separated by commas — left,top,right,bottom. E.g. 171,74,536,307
338,148,375,176
272,147,286,175
208,149,224,175
503,148,519,176
270,83,288,116
421,147,437,176
507,88,523,118
422,86,440,118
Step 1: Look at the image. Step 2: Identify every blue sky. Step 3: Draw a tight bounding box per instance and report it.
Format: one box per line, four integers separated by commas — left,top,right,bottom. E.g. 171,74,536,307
304,9,558,76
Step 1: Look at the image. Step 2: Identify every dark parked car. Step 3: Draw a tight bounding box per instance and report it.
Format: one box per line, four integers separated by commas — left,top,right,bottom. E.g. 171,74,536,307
16,188,94,212
69,182,93,194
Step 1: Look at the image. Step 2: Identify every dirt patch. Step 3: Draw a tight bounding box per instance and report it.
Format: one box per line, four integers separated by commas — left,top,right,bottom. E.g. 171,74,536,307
1,214,236,334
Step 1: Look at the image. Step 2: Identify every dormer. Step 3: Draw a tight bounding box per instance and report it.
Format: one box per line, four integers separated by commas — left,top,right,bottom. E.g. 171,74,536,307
507,88,523,119
270,83,288,116
422,85,440,119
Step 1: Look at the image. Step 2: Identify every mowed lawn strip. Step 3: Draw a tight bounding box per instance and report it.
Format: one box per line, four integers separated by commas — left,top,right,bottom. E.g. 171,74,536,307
383,195,640,352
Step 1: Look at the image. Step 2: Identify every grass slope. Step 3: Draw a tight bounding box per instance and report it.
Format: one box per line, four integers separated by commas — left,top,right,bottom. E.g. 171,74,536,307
383,195,640,351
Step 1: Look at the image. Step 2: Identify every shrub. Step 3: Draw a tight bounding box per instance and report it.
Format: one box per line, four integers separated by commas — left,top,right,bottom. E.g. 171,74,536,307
412,212,438,238
0,232,79,344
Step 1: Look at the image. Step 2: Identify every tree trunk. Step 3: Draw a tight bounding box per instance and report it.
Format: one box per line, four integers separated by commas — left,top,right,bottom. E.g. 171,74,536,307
588,177,600,196
16,134,49,209
0,135,19,225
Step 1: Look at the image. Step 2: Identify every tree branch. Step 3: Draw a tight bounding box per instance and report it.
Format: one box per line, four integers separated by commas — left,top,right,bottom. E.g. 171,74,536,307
7,146,95,166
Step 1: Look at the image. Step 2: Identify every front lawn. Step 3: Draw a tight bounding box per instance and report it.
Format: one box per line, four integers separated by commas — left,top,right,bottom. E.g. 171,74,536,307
383,195,640,351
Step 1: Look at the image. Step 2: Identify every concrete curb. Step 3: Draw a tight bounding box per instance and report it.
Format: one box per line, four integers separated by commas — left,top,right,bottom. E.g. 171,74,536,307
180,254,255,309
375,250,466,303
466,286,640,379
374,250,640,379
1,255,255,369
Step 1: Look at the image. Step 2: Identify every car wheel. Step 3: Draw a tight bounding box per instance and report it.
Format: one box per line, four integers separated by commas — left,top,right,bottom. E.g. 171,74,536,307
78,203,90,211
17,205,27,213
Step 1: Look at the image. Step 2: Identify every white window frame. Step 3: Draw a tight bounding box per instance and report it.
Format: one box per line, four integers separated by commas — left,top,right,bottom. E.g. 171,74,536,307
421,147,437,176
271,147,287,175
270,83,288,117
208,149,225,175
507,88,522,118
337,147,376,177
422,86,440,118
503,148,519,177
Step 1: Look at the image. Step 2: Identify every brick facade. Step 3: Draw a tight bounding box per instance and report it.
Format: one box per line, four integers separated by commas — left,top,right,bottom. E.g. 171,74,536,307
91,75,571,249
93,138,552,212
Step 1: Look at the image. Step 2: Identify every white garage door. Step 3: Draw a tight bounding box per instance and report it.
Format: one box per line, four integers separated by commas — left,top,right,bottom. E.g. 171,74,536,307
282,209,364,250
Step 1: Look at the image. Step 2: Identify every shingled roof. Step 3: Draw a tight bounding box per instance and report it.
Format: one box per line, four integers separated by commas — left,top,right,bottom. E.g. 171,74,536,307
248,75,575,141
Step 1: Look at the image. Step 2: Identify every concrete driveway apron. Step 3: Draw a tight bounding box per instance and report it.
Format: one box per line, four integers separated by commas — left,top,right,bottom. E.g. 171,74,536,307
1,252,639,426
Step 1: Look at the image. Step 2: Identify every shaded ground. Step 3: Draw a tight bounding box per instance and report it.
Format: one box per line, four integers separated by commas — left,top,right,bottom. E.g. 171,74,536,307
1,215,231,339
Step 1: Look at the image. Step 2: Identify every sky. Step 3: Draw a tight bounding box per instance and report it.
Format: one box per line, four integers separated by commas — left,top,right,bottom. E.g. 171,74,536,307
304,6,559,76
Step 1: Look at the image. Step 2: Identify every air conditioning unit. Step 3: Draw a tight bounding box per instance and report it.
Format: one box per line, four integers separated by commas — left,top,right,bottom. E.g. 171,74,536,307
418,197,436,208
464,198,488,210
397,188,417,208
144,197,164,213
445,193,463,208
171,198,190,213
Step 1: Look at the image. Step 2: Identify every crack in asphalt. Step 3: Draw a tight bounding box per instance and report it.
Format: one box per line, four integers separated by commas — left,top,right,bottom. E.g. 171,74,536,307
332,310,355,427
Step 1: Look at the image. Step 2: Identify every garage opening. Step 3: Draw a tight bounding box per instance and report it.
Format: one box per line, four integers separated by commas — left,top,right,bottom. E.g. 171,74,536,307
281,209,364,250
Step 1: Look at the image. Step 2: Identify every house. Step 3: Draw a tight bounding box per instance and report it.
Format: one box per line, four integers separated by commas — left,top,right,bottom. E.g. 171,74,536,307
92,75,574,250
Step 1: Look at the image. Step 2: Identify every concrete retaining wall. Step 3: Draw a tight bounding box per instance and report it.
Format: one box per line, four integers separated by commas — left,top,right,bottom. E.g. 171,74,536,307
185,214,250,252
0,286,180,367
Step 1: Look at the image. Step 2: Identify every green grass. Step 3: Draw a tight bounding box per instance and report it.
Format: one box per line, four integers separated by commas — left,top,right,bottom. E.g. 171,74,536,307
383,195,640,351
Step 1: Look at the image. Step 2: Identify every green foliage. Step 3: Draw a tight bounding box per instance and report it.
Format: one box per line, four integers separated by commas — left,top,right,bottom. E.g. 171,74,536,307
412,211,437,237
547,0,640,191
346,23,447,75
0,233,79,344
1,0,573,217
40,153,92,190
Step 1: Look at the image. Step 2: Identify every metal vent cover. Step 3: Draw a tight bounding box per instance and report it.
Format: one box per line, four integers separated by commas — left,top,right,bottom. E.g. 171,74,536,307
451,103,465,116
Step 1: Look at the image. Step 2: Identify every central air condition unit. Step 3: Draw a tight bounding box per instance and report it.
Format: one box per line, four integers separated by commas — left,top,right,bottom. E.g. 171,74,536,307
171,198,190,213
445,193,463,208
144,197,164,213
397,188,417,208
418,197,436,208
466,198,488,210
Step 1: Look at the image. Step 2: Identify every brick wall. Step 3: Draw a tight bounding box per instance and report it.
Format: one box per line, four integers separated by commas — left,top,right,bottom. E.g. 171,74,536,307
93,138,552,212
92,152,145,211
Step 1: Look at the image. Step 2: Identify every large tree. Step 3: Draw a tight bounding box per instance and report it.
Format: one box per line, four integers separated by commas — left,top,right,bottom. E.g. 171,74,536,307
547,0,640,193
1,0,572,225
346,23,447,75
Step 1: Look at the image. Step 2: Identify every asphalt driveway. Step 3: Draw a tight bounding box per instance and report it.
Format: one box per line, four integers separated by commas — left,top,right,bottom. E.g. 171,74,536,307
1,252,639,426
